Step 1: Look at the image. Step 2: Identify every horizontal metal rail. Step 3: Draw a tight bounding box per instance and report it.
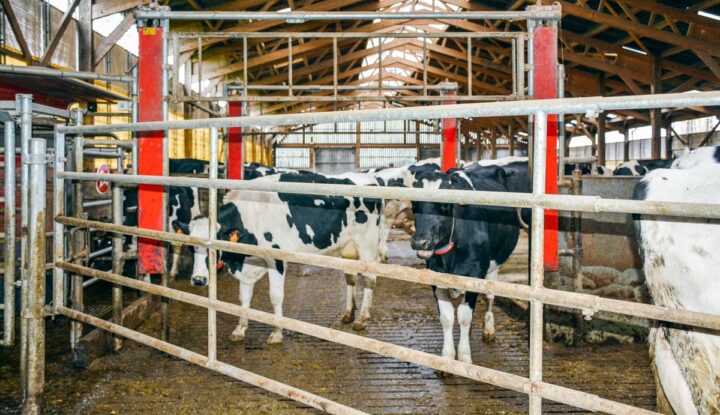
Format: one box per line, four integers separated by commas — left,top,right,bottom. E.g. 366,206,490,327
55,262,657,415
55,305,368,415
56,91,720,134
58,172,720,220
0,64,134,83
56,216,720,333
82,139,133,148
136,10,561,21
175,95,520,103
173,31,524,39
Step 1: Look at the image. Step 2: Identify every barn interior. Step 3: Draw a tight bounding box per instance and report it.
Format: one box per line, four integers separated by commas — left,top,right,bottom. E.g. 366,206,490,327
1,1,720,414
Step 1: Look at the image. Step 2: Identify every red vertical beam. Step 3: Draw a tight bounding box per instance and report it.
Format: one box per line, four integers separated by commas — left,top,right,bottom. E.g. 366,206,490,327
227,100,243,179
137,25,165,275
533,26,559,271
441,84,458,172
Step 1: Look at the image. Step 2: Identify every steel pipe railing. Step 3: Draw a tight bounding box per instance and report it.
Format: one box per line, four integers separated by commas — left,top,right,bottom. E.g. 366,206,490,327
56,305,368,415
56,91,720,135
0,64,134,83
137,9,562,21
55,263,656,415
58,171,720,220
55,216,720,334
174,31,523,39
2,119,16,347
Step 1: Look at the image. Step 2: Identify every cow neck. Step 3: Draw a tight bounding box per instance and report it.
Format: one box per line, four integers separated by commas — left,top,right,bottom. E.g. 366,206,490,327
434,215,456,255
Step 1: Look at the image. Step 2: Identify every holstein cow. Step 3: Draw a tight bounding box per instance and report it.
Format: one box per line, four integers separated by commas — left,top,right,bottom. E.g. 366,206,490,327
173,171,384,344
614,158,673,176
411,168,521,363
671,145,720,169
633,154,720,414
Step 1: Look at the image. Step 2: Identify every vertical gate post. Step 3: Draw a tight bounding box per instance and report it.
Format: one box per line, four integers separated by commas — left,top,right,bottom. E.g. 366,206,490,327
22,138,47,415
111,182,124,351
226,83,244,179
3,119,16,347
136,14,166,276
529,9,560,272
440,81,459,172
17,93,32,395
70,109,86,368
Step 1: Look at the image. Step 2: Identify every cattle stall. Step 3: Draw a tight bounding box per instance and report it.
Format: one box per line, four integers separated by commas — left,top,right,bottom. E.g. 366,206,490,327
5,5,720,415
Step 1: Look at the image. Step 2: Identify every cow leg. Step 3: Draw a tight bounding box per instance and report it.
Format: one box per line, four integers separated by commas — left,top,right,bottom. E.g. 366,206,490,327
341,273,357,324
229,281,254,342
169,244,181,278
352,275,376,331
483,265,499,342
434,287,455,361
458,291,479,364
266,265,285,345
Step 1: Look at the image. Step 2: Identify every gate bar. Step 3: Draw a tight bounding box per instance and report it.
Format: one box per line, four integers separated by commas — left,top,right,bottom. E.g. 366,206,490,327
56,91,720,135
137,10,561,21
56,305,368,415
58,172,720,221
55,263,657,415
55,216,720,334
2,119,16,346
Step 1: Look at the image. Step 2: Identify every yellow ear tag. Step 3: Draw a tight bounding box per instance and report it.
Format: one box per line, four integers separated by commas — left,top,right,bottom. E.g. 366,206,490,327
229,231,240,243
176,228,184,235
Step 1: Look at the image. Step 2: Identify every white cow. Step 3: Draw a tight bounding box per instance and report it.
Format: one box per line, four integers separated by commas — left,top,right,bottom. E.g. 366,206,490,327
634,156,720,414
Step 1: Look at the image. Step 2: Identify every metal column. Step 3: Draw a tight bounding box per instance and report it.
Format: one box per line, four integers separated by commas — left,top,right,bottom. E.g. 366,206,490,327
440,82,459,172
530,18,559,272
136,19,166,275
70,109,86,368
22,138,47,415
17,93,32,394
227,87,244,179
2,119,16,347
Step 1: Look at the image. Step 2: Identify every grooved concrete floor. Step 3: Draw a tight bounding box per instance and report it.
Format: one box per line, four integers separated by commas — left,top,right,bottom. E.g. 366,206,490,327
1,233,656,414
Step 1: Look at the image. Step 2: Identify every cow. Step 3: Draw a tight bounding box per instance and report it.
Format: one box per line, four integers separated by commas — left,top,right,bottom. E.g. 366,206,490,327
671,146,720,170
561,163,612,176
633,157,720,414
410,167,521,363
173,171,384,344
614,158,674,176
169,158,209,174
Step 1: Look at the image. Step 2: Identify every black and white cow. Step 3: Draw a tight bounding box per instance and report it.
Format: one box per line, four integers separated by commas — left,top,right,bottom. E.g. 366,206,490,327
633,152,720,414
562,163,612,176
410,168,521,363
671,145,720,170
173,171,384,344
614,158,674,176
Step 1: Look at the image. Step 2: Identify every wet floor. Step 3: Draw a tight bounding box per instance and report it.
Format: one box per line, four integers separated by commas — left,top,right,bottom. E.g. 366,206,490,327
1,232,656,414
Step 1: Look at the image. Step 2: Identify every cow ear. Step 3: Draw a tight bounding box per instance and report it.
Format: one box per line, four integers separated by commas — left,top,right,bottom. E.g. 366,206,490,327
172,220,190,235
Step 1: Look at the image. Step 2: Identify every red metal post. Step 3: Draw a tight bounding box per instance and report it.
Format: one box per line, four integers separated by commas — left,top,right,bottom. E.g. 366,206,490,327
137,25,165,275
533,26,559,271
440,82,458,172
227,99,243,179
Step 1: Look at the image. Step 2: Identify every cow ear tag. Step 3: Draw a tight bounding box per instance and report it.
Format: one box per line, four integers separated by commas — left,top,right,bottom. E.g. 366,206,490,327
176,228,185,235
229,231,241,243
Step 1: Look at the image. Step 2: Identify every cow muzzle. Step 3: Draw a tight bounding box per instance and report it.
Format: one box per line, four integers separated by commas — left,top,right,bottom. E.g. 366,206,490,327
191,275,209,287
411,238,434,259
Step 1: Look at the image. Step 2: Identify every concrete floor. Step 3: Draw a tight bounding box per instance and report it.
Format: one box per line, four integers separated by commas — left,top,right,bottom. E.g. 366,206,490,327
1,232,656,414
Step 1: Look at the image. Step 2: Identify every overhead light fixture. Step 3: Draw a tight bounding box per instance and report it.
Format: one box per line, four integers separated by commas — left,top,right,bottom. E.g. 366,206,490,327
622,46,647,56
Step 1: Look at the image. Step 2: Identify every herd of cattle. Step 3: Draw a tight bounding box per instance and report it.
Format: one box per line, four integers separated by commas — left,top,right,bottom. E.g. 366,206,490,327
109,147,717,414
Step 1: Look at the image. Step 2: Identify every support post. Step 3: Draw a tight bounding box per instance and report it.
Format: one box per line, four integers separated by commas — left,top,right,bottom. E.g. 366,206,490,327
227,86,244,179
651,55,662,159
71,109,86,368
3,119,16,347
622,126,630,162
22,138,47,415
136,18,166,275
18,94,32,390
440,82,458,172
597,112,606,167
111,181,124,351
531,20,559,272
208,127,219,361
77,0,93,71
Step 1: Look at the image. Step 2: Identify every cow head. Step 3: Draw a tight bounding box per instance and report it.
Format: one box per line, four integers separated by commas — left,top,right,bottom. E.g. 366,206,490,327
173,214,251,287
410,171,472,259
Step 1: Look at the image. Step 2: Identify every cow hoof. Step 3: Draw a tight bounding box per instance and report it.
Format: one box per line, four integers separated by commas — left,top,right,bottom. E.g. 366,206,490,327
483,312,495,343
229,329,246,342
351,320,367,331
341,311,355,325
267,331,284,345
